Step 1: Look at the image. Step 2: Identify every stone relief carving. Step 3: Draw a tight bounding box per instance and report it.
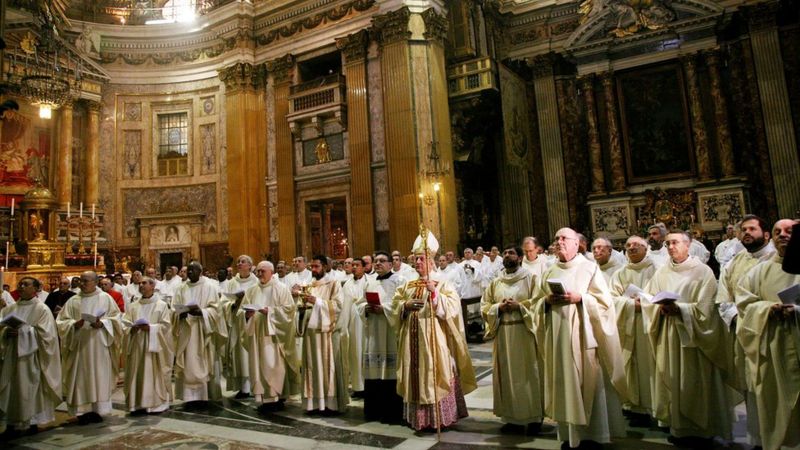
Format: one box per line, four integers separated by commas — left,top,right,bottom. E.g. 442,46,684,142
122,183,218,237
579,0,676,38
124,102,142,121
200,124,216,175
150,224,191,247
699,192,744,226
122,130,142,180
268,186,279,242
202,97,215,115
256,0,376,47
592,206,630,236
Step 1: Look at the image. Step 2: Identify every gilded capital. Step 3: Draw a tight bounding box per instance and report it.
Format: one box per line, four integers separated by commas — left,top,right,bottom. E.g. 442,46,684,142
421,8,448,43
83,100,101,113
372,7,412,46
218,62,267,92
336,30,369,63
266,54,295,84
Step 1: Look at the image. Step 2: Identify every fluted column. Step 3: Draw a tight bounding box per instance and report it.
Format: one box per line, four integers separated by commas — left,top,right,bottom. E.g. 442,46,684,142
705,49,736,178
580,76,605,195
337,30,375,257
57,103,73,204
266,55,297,260
85,101,100,205
218,62,269,257
746,2,800,217
682,55,713,181
373,7,458,251
601,72,626,192
531,54,570,235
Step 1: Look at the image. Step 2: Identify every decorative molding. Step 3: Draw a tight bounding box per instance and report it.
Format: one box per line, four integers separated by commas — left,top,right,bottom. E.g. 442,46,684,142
266,54,296,84
336,29,370,63
508,19,580,46
124,102,142,121
218,62,267,91
421,8,448,43
255,0,376,47
372,7,412,45
743,1,779,32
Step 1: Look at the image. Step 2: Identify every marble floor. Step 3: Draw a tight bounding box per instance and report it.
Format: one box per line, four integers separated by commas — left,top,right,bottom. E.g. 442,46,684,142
7,341,755,449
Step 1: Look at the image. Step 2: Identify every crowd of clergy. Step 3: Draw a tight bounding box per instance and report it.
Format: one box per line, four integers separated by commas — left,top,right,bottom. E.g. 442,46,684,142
0,215,798,450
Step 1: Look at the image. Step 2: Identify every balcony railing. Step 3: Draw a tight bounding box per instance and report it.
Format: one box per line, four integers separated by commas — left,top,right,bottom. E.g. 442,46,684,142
288,74,346,115
447,57,497,98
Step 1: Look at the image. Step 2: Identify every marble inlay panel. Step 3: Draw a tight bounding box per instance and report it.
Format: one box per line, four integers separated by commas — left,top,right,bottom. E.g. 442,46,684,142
373,167,389,231
122,183,217,238
200,123,217,175
367,47,385,164
122,130,142,180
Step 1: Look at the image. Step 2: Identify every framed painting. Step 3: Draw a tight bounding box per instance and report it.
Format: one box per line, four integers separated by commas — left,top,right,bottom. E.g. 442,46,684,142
616,63,695,183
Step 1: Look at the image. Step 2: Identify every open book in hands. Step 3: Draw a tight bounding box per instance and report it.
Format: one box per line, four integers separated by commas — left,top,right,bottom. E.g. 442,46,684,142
623,284,644,299
778,284,800,305
365,291,381,307
0,313,26,329
547,279,567,296
81,309,106,323
650,291,681,305
241,304,260,312
222,291,246,300
173,301,199,314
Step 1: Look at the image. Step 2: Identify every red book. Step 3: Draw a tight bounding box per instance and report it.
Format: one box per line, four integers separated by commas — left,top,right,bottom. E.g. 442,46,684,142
365,291,381,306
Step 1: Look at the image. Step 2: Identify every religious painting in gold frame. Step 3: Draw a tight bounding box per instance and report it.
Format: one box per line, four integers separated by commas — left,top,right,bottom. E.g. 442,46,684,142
616,63,696,183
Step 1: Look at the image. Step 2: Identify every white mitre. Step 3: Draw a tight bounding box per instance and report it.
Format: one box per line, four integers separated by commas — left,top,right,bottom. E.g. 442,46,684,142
412,226,440,255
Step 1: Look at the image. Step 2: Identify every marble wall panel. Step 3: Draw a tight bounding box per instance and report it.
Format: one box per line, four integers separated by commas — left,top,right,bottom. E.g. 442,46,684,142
122,130,142,179
200,124,217,175
373,167,389,231
121,183,218,238
367,46,386,164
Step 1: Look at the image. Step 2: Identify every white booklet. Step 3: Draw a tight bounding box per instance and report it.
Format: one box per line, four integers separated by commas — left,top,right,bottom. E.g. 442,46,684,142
222,291,246,299
242,304,259,312
778,284,800,305
173,301,199,314
1,313,26,329
547,279,567,296
623,284,644,299
651,291,680,304
123,317,151,327
81,309,106,323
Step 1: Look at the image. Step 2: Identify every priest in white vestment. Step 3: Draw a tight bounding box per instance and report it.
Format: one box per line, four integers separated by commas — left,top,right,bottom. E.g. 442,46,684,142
481,245,543,435
357,253,405,423
716,215,775,446
609,236,658,425
735,218,800,450
0,277,62,435
647,223,670,267
593,237,623,283
643,232,736,446
220,255,259,398
239,261,298,412
172,262,228,403
341,257,368,396
122,277,173,414
531,228,627,449
57,271,122,423
294,255,348,412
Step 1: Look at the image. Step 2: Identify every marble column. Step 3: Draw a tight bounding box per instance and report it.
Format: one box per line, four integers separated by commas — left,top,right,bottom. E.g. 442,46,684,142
531,54,570,236
337,30,375,257
266,55,297,260
682,54,713,181
601,72,626,193
56,103,73,205
580,76,605,195
85,101,100,205
373,7,459,251
218,62,269,258
746,2,800,217
705,49,736,178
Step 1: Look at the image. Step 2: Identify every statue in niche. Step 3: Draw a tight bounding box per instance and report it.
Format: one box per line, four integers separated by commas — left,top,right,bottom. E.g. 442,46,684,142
75,26,101,58
315,137,331,164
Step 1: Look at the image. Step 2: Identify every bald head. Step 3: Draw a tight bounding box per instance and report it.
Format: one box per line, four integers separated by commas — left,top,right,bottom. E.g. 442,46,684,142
773,219,797,257
554,228,580,262
256,260,274,283
591,237,613,265
625,235,648,264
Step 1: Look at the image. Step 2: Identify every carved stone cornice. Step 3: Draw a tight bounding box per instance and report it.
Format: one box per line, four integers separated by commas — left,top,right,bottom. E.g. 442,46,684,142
743,1,779,32
266,55,295,84
336,30,369,63
372,7,412,46
218,62,267,92
421,8,448,43
530,53,557,79
256,0,376,47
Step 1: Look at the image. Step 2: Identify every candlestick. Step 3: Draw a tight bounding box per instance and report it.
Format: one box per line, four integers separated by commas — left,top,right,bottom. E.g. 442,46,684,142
10,198,14,216
79,202,83,218
93,243,98,267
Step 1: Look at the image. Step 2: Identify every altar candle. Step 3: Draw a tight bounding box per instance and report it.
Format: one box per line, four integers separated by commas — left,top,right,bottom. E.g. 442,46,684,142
10,198,14,216
5,241,9,270
92,204,95,220
67,202,71,218
79,202,83,218
93,243,98,267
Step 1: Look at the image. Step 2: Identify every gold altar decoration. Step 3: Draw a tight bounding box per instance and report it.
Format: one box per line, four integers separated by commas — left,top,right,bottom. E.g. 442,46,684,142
579,0,676,38
19,183,67,269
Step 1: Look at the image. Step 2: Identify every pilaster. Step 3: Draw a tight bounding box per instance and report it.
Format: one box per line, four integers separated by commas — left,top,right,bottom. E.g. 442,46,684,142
600,72,626,193
85,101,101,206
682,54,713,181
57,103,73,205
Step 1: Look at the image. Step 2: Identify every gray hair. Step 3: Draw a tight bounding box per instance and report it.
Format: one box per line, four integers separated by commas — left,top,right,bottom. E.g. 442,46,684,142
648,222,668,237
237,255,254,265
256,261,274,272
